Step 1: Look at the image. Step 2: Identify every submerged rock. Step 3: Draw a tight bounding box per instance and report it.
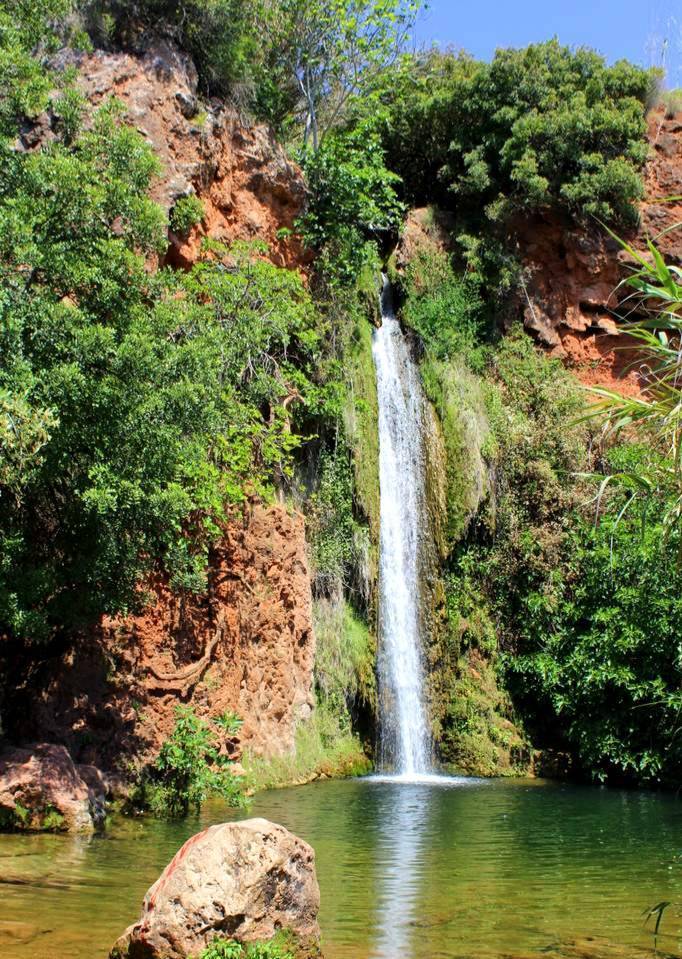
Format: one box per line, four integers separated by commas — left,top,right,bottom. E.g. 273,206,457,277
0,743,106,833
110,818,321,959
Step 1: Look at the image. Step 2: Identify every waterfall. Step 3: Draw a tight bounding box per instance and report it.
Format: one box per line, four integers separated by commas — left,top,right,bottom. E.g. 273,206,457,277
372,276,431,777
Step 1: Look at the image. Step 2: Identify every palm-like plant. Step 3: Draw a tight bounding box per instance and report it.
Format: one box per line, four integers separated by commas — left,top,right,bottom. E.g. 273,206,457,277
584,233,682,536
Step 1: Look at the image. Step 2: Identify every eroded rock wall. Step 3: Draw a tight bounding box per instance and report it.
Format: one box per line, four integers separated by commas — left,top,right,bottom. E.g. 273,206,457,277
519,109,682,391
25,41,310,272
6,506,315,770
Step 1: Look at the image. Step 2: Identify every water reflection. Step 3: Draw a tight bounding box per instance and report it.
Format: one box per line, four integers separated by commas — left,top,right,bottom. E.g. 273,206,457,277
371,783,434,957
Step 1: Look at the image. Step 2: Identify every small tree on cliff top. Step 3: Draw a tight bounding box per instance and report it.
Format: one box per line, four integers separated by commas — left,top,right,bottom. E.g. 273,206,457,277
267,0,422,149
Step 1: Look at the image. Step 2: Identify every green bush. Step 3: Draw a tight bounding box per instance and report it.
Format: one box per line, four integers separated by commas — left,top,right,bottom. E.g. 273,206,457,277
133,706,247,819
197,931,296,959
400,247,487,363
299,118,403,284
170,194,205,235
0,0,75,137
504,447,682,785
381,40,656,225
433,326,682,785
306,448,365,596
0,80,321,641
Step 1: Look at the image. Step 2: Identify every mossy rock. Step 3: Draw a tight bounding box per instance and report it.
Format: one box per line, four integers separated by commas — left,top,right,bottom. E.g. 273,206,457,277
0,802,66,833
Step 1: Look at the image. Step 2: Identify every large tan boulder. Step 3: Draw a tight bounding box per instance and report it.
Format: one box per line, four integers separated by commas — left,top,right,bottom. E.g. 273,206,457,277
110,819,321,959
0,743,106,833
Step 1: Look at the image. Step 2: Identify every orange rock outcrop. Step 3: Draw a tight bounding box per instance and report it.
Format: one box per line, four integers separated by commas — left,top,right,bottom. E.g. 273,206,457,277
11,506,315,768
519,109,682,392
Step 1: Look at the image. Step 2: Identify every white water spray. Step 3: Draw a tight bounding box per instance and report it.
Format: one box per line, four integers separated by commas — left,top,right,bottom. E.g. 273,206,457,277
372,276,431,777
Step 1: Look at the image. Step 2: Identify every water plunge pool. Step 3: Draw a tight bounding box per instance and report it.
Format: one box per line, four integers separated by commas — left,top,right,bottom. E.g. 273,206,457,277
1,776,681,958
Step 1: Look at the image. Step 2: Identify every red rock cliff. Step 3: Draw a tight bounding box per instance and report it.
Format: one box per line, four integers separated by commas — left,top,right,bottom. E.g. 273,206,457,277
10,506,315,768
26,41,311,272
519,109,682,392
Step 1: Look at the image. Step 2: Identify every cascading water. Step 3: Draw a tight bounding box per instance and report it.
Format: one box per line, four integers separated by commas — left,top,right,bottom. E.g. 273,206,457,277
372,276,432,777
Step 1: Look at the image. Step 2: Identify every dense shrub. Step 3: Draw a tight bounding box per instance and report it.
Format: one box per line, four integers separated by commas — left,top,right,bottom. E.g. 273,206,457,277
442,331,682,784
132,706,247,818
299,118,403,282
198,931,296,959
381,41,656,226
170,194,205,235
506,475,682,784
399,245,488,364
306,448,366,596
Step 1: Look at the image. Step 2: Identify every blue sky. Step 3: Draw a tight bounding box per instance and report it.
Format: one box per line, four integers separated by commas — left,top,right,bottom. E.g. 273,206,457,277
413,0,682,86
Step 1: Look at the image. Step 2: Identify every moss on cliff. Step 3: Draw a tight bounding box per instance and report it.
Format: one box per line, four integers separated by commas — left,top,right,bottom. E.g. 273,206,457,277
314,597,376,717
394,221,534,777
244,700,371,791
342,307,381,542
245,597,374,790
426,329,588,778
434,566,531,776
419,357,490,547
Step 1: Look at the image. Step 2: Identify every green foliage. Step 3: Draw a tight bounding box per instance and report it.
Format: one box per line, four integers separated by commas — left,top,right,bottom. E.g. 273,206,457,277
341,298,381,538
401,247,487,362
0,390,56,501
134,706,248,819
505,460,682,784
214,711,243,735
381,40,655,225
0,800,66,833
314,597,376,725
420,357,490,546
41,805,67,832
299,118,403,283
460,330,589,657
197,930,297,959
0,0,75,137
0,64,321,641
582,234,682,537
264,0,421,147
170,195,205,235
306,448,366,595
398,239,491,544
86,0,420,142
431,325,682,784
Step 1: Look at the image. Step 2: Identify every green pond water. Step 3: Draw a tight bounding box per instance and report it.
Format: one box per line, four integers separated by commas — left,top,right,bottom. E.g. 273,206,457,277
1,776,681,959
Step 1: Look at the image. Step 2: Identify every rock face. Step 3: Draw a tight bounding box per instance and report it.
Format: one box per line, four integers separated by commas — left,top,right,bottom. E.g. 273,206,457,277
78,41,310,272
0,743,106,832
23,41,310,273
518,108,682,391
111,819,321,959
396,112,682,395
5,506,315,769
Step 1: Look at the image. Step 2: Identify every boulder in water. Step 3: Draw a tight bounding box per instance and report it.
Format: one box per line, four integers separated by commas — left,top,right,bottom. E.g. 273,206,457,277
0,743,107,833
110,818,321,958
